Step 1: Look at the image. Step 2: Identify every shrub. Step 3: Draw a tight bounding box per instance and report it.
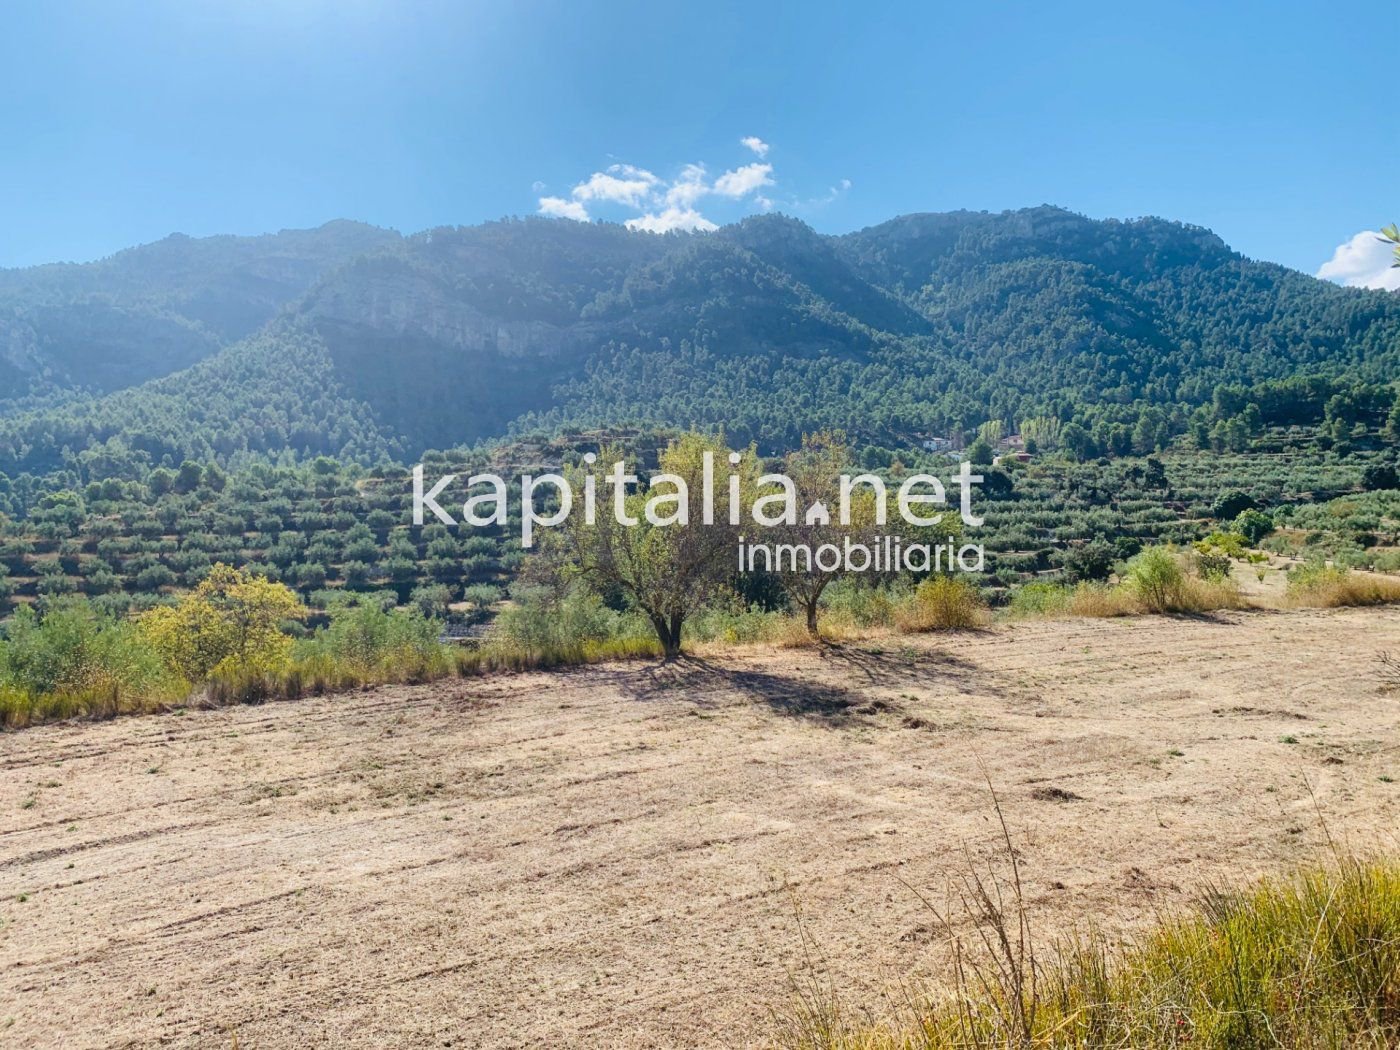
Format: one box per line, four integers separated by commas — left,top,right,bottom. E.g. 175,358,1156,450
493,585,649,656
1007,581,1074,617
1123,546,1187,612
1361,462,1399,491
0,600,179,727
894,576,987,632
821,579,908,629
1059,539,1116,583
1007,582,1136,619
1195,530,1247,558
294,604,448,684
1193,548,1233,582
1212,490,1257,520
1234,508,1275,544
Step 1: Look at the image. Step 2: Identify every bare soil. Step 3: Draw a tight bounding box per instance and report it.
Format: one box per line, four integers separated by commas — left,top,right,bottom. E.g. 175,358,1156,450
3,608,1399,1049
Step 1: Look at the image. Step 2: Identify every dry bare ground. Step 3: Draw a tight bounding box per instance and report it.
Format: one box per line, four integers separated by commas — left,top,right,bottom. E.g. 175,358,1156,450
2,608,1399,1049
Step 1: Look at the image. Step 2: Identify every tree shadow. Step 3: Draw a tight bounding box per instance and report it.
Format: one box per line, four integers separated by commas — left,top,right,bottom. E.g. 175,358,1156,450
617,654,867,724
812,638,983,688
612,639,994,726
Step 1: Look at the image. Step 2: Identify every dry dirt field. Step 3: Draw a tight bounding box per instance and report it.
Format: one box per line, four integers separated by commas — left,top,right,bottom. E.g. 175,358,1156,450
2,607,1399,1049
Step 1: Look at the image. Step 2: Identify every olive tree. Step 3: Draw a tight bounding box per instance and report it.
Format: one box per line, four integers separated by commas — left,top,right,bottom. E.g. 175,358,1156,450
546,432,755,660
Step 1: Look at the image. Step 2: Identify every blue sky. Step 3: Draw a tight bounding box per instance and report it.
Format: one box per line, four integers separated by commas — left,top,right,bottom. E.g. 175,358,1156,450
3,0,1397,284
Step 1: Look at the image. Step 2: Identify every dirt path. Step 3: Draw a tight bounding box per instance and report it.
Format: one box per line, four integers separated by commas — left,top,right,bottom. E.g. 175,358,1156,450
2,608,1399,1049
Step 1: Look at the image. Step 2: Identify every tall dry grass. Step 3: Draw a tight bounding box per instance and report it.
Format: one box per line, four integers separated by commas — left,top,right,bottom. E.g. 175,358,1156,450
781,791,1400,1050
1286,563,1400,609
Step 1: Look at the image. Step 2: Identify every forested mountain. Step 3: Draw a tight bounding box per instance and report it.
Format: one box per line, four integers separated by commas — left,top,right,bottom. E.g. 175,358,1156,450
2,206,1397,483
0,220,401,405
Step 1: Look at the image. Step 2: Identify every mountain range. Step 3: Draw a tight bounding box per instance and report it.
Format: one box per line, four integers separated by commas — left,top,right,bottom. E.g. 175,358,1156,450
1,205,1397,481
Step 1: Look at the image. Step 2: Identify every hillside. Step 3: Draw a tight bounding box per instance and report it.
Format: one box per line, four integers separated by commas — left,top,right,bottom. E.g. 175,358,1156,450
2,206,1398,480
0,220,401,407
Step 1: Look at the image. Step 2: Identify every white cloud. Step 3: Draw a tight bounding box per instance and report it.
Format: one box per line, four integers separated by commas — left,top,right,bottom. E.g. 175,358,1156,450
570,167,658,207
1317,231,1400,292
531,180,546,193
537,196,589,221
626,207,718,234
713,162,774,198
665,163,709,207
533,137,844,233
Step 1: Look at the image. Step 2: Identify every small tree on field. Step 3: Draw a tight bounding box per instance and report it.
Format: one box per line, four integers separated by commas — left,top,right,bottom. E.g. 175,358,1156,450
546,432,755,660
1234,508,1275,544
139,563,305,681
768,432,878,636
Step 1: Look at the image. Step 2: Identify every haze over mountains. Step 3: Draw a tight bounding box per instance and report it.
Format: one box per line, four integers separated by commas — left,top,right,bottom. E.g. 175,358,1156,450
2,206,1397,480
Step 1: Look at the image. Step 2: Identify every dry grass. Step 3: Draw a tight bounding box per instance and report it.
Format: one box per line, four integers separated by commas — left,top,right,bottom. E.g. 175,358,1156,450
1286,565,1400,609
1008,577,1244,622
0,682,175,729
782,812,1400,1050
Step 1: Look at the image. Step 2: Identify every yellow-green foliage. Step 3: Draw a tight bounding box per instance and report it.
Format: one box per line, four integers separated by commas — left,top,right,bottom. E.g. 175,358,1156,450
1007,581,1140,618
894,576,987,631
1195,530,1248,559
0,600,182,728
139,563,306,681
1287,563,1400,608
783,857,1400,1050
1121,547,1245,614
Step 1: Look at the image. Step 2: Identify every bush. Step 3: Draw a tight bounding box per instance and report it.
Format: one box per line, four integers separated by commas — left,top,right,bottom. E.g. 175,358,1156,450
1123,546,1187,612
1193,549,1233,582
894,576,987,631
1008,581,1136,619
1361,462,1399,491
1060,539,1116,583
294,604,448,684
139,563,306,681
0,599,179,727
820,579,908,630
493,585,651,657
1212,490,1258,520
1233,508,1275,544
1007,582,1074,617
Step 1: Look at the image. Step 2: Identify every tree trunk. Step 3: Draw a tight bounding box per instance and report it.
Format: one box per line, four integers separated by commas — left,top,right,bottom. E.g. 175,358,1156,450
666,612,684,661
651,613,684,661
805,601,819,637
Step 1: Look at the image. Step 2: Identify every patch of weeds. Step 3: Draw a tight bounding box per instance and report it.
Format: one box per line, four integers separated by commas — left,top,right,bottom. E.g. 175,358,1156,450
1280,735,1299,745
1031,786,1083,802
